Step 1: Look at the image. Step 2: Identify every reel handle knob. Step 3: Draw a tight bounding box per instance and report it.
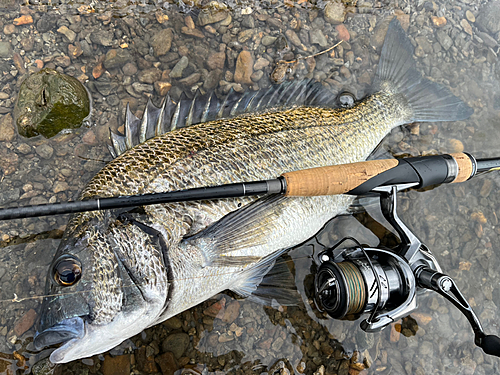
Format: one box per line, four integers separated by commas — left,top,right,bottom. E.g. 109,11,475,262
480,335,500,357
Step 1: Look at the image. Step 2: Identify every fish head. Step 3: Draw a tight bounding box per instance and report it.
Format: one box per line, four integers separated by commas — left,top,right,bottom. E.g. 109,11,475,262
34,212,170,363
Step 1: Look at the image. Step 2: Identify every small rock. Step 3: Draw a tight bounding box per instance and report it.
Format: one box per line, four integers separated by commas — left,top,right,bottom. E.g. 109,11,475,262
17,143,32,154
131,82,153,93
122,62,138,76
37,13,57,33
13,15,33,25
35,144,54,159
0,114,15,142
179,72,201,86
445,138,464,152
431,16,447,27
203,69,223,90
436,30,453,50
101,354,131,375
336,24,350,41
207,51,226,70
170,56,189,78
285,29,302,47
181,26,204,38
309,29,328,47
234,50,253,85
104,49,133,70
57,26,76,42
461,19,473,36
203,298,225,318
155,352,177,375
151,28,173,56
238,29,254,43
3,24,16,35
161,333,190,359
90,30,113,46
185,15,195,29
138,68,162,84
476,1,500,34
154,81,172,96
0,42,13,58
82,130,97,145
222,301,240,323
53,180,69,193
14,309,37,336
324,1,345,24
68,43,83,58
198,10,228,26
261,35,277,46
254,57,269,70
163,316,182,330
466,10,475,23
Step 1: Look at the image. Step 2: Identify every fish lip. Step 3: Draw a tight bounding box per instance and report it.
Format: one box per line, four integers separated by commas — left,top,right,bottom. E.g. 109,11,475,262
33,316,85,352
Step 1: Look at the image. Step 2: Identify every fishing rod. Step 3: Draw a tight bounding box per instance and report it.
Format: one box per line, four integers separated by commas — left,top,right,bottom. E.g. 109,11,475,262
0,152,499,221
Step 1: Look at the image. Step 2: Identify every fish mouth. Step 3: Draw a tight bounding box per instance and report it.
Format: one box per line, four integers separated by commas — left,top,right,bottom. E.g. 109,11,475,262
33,316,85,357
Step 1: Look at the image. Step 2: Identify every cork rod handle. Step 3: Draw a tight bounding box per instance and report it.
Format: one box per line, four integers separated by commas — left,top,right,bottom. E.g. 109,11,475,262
282,159,399,196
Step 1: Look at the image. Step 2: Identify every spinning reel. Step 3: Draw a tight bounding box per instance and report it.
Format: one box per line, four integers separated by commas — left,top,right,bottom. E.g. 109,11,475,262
314,183,500,357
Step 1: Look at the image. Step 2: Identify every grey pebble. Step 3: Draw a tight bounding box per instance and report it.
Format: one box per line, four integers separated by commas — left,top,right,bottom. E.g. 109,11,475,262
0,42,13,58
122,62,138,76
138,68,162,84
476,1,500,34
94,81,119,96
90,30,114,46
309,29,328,47
104,48,133,70
0,188,20,206
262,35,277,46
170,56,189,78
35,144,54,160
131,82,153,93
161,332,190,359
436,30,453,50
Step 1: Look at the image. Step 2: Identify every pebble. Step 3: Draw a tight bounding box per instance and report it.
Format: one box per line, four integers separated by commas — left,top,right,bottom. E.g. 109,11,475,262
179,72,201,86
0,42,13,58
181,26,205,38
309,29,328,47
35,144,54,159
13,15,33,26
324,1,345,24
101,354,131,375
155,352,177,375
198,10,228,26
476,1,500,34
461,19,473,36
336,24,350,41
203,298,225,318
207,51,226,70
0,113,15,142
151,28,173,56
431,16,447,28
138,68,162,84
162,333,190,359
466,10,475,23
436,30,453,50
253,57,269,70
222,300,240,323
52,180,69,193
233,50,253,85
90,30,113,46
57,26,76,43
170,56,189,78
3,24,16,35
261,35,277,46
13,309,37,336
154,81,172,96
104,48,133,70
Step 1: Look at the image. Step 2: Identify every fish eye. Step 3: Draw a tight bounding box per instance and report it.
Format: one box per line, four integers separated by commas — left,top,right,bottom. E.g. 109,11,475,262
338,92,356,108
53,256,82,286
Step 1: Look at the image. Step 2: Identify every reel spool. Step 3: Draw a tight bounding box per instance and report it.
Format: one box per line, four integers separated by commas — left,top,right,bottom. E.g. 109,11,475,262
315,253,405,320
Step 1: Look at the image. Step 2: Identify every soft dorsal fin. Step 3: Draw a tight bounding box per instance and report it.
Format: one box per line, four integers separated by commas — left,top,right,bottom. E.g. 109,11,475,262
108,79,339,158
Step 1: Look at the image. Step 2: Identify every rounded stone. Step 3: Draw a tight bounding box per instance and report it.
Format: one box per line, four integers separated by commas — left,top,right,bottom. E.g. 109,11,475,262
161,333,189,359
14,69,91,138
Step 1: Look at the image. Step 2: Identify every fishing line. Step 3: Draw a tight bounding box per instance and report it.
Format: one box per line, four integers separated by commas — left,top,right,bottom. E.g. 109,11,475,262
0,255,312,304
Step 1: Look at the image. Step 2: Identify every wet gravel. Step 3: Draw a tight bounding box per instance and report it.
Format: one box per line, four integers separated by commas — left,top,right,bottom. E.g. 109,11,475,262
0,0,500,374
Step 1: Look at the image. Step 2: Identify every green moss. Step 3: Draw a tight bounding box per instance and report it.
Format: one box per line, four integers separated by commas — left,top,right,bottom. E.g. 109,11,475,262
14,68,91,138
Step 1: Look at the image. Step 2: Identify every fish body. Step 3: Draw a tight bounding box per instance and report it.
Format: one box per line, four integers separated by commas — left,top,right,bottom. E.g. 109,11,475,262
34,19,473,363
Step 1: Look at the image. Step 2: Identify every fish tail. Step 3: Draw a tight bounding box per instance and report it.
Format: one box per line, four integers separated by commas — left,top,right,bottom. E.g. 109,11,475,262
373,18,473,122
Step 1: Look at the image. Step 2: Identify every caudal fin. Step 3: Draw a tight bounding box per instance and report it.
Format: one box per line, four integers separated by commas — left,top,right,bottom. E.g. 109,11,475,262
372,18,473,122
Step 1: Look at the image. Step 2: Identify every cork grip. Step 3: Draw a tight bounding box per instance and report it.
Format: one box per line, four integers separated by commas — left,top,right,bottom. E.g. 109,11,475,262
450,153,474,183
282,159,399,196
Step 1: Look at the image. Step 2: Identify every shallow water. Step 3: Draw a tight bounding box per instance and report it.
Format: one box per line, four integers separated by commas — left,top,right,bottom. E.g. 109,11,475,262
0,0,499,374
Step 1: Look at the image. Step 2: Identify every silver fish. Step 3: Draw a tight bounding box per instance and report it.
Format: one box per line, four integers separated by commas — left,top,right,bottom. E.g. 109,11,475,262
34,19,472,363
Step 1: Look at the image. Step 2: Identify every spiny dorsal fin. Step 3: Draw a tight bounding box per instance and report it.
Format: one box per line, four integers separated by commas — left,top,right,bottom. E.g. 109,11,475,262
108,79,339,159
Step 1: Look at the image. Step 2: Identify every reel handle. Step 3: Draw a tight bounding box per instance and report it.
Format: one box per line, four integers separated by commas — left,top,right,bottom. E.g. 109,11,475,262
417,267,500,357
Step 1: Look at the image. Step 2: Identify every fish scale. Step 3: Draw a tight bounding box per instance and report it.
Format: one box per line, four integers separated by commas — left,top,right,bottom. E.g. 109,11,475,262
34,19,474,364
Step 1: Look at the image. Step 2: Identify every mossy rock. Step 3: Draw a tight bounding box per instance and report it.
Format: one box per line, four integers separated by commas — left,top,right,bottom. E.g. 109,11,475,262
14,68,92,138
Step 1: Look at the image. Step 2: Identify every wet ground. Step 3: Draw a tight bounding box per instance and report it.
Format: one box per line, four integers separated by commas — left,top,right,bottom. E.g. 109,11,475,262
0,0,500,374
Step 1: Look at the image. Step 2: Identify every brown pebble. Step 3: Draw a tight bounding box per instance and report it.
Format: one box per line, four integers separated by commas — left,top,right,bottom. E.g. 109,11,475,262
411,312,432,325
0,113,15,142
155,10,169,24
445,139,464,153
34,59,44,69
203,298,225,318
234,50,253,84
431,16,447,27
336,24,350,41
3,24,16,35
181,26,204,38
154,81,172,96
68,43,83,58
461,19,473,35
185,15,195,29
222,300,240,324
459,261,472,271
465,10,475,23
13,53,26,74
471,211,487,224
389,323,400,342
13,15,33,25
155,352,177,375
82,130,97,145
101,354,131,375
480,179,493,198
14,309,37,336
93,61,105,79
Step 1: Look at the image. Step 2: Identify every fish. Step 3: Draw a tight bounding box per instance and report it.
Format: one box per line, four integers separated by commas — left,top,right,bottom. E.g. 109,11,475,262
33,18,473,363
